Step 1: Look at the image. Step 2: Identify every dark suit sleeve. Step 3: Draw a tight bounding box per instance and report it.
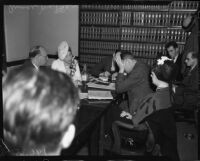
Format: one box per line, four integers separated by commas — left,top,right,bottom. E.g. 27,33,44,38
115,69,143,93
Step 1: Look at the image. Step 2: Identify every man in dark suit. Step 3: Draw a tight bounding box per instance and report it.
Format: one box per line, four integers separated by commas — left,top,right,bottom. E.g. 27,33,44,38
23,46,48,70
165,41,183,82
104,50,153,135
173,51,198,105
114,50,153,115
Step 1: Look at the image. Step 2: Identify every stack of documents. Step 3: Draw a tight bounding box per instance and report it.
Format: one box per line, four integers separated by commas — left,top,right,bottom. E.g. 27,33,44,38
88,90,113,100
87,82,115,90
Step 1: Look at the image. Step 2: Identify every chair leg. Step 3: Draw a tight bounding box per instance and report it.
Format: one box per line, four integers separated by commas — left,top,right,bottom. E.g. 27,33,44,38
145,124,155,153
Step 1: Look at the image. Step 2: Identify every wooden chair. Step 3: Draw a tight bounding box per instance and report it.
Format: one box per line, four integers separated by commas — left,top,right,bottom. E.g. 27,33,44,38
111,121,147,155
110,108,178,158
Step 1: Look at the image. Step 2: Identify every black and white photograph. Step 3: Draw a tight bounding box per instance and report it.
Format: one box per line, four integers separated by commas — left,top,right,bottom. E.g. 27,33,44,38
1,1,199,161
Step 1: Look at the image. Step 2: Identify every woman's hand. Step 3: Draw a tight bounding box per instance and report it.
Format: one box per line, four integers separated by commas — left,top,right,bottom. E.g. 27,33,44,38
150,71,159,84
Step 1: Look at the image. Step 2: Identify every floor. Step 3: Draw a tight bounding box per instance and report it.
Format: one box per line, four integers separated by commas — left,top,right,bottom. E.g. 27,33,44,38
77,122,198,161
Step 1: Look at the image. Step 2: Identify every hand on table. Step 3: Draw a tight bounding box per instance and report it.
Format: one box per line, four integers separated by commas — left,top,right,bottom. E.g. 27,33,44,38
99,71,111,77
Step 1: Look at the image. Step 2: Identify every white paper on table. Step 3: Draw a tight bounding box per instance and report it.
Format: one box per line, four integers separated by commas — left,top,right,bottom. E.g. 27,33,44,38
79,92,88,99
87,82,115,90
88,90,113,100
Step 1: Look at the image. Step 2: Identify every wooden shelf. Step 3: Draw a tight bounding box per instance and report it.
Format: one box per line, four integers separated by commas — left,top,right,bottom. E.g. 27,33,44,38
79,2,198,67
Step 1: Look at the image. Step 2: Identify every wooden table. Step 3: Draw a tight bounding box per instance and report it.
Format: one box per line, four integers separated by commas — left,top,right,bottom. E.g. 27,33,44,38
61,99,113,155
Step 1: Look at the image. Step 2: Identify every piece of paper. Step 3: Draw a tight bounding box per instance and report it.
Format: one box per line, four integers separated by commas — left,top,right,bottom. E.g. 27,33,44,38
87,82,115,90
88,90,113,100
79,92,88,99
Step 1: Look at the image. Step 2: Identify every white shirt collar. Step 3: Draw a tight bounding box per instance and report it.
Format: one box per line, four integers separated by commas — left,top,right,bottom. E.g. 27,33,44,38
173,55,178,63
32,62,39,70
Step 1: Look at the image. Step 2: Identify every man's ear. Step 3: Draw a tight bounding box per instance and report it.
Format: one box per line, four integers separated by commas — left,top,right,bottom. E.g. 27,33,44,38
126,59,135,66
61,124,75,149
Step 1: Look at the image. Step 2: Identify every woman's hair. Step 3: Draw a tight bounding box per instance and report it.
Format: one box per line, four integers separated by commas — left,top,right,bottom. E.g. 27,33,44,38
152,60,176,83
3,67,79,155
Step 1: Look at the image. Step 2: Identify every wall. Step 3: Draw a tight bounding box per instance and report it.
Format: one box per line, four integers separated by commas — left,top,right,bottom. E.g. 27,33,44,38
4,5,30,62
29,5,79,56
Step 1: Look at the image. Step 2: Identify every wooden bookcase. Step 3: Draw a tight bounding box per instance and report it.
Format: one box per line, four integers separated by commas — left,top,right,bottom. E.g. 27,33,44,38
78,1,199,70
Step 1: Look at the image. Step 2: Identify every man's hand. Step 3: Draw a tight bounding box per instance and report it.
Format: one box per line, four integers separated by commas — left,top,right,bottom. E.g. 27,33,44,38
120,111,132,120
114,52,124,73
111,72,118,81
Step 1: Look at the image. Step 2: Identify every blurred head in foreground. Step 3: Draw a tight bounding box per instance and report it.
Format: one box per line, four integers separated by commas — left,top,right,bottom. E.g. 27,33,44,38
3,67,79,155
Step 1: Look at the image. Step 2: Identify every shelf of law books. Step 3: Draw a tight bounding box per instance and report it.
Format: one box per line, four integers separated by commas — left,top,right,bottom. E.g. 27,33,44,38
79,2,199,69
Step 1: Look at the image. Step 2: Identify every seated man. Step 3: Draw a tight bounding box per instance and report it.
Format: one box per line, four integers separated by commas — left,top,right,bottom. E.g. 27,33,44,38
104,50,152,134
173,51,198,105
115,50,153,114
90,50,120,81
2,67,79,155
23,45,48,70
165,41,183,82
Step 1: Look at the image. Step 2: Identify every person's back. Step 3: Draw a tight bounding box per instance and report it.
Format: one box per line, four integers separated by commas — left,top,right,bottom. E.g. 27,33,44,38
3,67,79,155
126,61,153,114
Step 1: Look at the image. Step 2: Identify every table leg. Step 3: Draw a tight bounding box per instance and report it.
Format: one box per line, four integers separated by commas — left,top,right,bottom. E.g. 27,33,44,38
99,115,105,155
88,121,100,155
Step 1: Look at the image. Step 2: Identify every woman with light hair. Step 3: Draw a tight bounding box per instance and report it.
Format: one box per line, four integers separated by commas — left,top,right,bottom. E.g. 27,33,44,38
51,41,82,86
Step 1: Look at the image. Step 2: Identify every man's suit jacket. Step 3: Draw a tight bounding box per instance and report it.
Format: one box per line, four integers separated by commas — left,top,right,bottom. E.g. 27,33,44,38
22,59,37,69
176,65,198,94
174,54,183,81
174,65,198,105
22,59,49,70
115,61,153,115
